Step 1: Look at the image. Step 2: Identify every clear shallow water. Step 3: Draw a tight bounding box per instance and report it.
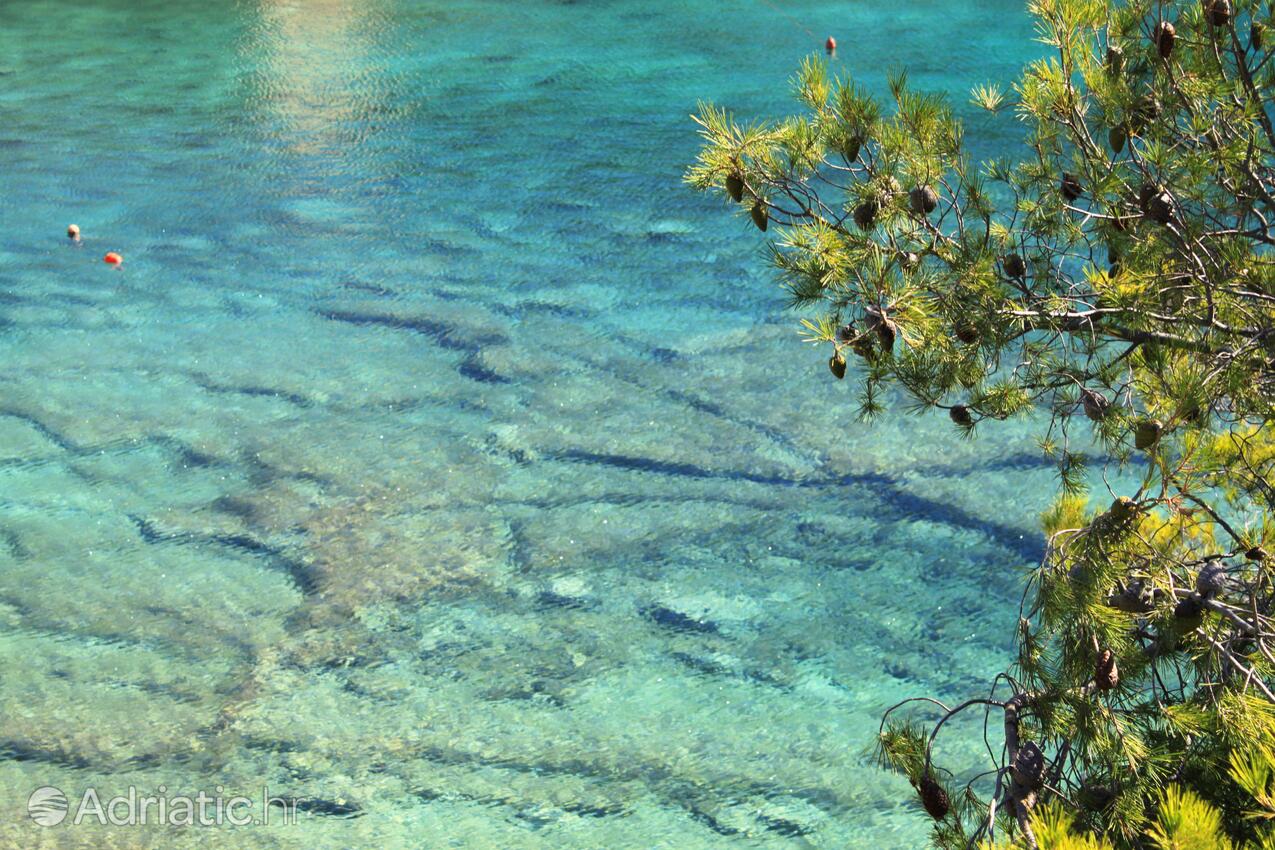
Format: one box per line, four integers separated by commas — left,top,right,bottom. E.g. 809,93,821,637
0,0,1050,846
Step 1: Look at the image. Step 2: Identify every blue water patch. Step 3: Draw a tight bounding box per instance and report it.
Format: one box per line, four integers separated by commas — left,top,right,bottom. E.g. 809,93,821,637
0,0,1056,846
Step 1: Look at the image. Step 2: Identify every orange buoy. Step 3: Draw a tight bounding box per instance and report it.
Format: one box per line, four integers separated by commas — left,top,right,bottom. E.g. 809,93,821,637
104,252,122,265
67,224,80,240
825,36,836,54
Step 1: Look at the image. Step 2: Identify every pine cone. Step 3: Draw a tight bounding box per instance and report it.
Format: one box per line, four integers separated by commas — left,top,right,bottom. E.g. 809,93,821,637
1174,594,1205,625
1079,780,1117,811
1061,173,1084,201
1012,742,1046,790
854,199,879,230
1253,23,1265,51
842,136,862,162
1002,253,1026,280
1153,21,1176,60
949,405,973,426
1109,126,1126,154
918,775,950,820
725,173,744,203
954,320,979,345
1133,419,1162,450
1081,388,1110,421
1247,546,1269,562
1105,44,1124,75
909,185,938,215
1196,562,1227,597
1138,181,1175,222
1203,0,1231,27
1143,188,1173,224
1094,649,1119,691
1132,93,1161,134
1108,581,1154,613
877,320,897,353
1103,497,1139,531
750,202,768,232
828,352,847,380
865,308,897,354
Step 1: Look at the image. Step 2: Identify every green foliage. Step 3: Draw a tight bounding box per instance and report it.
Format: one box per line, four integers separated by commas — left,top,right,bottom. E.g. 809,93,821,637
989,753,1275,849
688,0,1275,847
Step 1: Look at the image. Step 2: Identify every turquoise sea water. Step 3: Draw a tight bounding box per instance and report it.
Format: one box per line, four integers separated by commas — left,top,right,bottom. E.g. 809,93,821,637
0,1,1054,847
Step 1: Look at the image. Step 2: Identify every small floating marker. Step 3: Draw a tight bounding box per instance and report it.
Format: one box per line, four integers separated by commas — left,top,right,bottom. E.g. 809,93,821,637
103,252,122,265
67,223,80,240
825,35,836,54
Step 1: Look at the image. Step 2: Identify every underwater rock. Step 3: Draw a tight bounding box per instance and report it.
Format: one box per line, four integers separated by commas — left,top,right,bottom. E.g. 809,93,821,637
0,630,247,773
295,498,513,612
0,414,65,462
535,576,594,610
641,604,720,634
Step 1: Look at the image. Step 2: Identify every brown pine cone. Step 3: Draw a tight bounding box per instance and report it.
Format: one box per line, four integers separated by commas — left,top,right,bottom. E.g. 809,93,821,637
1203,0,1231,27
918,775,950,820
909,185,938,215
1094,649,1119,691
1196,562,1227,597
750,202,768,232
1081,388,1110,421
1012,742,1046,789
1153,21,1176,59
1061,173,1084,201
865,308,897,354
828,352,847,380
1133,419,1162,449
1001,253,1026,280
854,199,879,230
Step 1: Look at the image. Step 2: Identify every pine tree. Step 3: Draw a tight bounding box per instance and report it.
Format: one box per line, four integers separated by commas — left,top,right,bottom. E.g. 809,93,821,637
687,1,1275,846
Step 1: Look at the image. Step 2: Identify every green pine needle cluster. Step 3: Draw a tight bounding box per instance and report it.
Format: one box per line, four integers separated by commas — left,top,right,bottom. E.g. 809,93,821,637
687,0,1275,846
